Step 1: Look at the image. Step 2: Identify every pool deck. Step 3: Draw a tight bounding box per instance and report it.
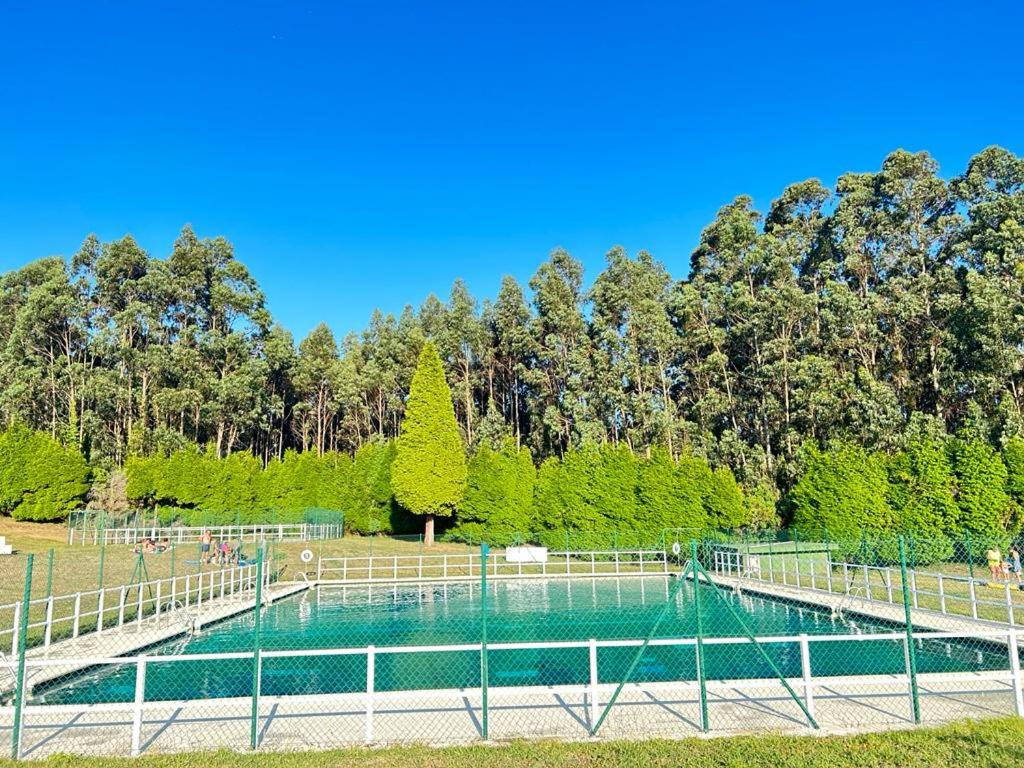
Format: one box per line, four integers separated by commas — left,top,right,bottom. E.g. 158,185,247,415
707,572,1015,639
0,671,1017,757
7,581,310,695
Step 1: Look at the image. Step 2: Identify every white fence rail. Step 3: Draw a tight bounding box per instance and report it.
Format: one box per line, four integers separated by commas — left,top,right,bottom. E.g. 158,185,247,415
316,549,669,583
7,626,1024,756
0,563,267,655
712,548,1022,625
69,523,344,546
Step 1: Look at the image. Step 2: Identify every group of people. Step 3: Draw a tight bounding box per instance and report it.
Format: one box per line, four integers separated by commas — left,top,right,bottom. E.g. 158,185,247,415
986,546,1023,584
200,530,237,566
130,531,243,566
132,537,170,554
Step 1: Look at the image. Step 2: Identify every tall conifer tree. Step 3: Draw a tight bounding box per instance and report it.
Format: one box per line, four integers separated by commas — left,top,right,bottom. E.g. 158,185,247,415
391,341,467,545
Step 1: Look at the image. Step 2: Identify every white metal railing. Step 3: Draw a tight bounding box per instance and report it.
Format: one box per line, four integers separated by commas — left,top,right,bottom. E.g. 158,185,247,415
712,548,1022,625
69,523,343,546
9,626,1024,756
0,562,268,655
315,549,668,583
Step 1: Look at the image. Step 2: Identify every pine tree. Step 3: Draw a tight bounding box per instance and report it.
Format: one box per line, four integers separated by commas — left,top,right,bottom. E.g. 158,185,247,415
391,341,467,545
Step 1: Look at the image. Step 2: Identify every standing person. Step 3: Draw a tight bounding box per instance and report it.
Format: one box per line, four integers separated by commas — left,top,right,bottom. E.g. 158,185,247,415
987,547,1003,583
201,530,212,565
1011,546,1022,585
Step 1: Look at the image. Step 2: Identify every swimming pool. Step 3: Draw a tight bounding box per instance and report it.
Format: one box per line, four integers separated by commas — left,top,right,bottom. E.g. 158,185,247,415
33,576,1008,705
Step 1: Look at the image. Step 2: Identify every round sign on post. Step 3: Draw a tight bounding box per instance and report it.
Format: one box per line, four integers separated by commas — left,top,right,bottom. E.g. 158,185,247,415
671,541,682,556
300,549,314,564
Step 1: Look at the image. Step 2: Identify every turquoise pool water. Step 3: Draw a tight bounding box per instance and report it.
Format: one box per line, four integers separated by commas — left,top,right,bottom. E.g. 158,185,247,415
33,576,1010,704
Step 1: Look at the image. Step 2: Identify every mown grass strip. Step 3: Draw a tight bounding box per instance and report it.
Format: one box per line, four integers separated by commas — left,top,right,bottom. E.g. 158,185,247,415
7,718,1024,768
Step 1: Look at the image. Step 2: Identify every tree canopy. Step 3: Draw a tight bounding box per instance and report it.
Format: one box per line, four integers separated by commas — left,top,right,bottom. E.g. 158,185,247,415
3,147,1024,543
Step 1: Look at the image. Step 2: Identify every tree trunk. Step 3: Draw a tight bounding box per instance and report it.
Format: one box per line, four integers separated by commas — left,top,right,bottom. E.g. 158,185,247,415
424,514,435,547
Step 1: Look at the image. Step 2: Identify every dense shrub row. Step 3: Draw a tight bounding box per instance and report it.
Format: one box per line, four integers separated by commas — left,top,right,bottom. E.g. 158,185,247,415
6,420,1024,556
0,424,91,520
789,425,1024,559
122,439,757,543
124,442,417,531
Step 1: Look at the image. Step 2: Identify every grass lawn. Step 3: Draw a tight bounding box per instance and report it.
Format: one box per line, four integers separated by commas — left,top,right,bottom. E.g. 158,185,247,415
2,718,1022,768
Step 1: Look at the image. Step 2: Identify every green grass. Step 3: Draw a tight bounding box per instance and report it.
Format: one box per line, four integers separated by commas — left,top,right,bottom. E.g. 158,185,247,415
4,718,1023,768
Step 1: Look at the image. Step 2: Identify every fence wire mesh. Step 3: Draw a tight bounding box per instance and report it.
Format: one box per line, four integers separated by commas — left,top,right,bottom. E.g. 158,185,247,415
0,530,1021,758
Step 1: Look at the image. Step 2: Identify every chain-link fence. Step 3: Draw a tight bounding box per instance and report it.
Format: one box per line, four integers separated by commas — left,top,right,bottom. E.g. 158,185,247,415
1,532,1021,758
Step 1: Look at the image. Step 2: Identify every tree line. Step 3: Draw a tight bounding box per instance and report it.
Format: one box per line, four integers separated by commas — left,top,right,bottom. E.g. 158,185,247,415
2,146,1024,541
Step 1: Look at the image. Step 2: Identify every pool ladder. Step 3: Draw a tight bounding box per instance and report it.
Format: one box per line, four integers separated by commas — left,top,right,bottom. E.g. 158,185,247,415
832,586,867,620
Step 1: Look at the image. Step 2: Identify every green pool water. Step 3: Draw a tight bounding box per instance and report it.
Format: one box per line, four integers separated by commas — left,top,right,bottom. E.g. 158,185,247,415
33,576,1010,704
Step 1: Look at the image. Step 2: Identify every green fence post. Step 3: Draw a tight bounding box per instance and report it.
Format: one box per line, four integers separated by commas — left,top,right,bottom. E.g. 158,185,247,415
965,531,975,582
793,530,802,587
97,542,106,592
12,554,34,759
898,536,921,725
45,548,54,599
250,546,265,749
480,542,490,740
823,529,832,592
691,540,710,732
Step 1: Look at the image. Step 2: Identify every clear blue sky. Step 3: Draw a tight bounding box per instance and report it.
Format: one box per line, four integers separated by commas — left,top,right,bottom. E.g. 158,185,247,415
1,1,1022,340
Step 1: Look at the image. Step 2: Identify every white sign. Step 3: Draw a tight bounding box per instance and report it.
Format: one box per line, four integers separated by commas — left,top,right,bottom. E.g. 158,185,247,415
300,549,314,563
671,541,681,556
505,546,548,563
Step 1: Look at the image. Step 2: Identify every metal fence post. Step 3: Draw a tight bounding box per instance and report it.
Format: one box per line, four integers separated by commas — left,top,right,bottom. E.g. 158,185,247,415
45,548,54,599
691,540,709,733
12,554,34,760
898,537,921,724
1009,630,1023,716
97,541,106,593
965,531,975,583
824,530,833,593
365,645,375,743
131,656,148,756
249,546,265,750
799,634,816,723
480,542,490,740
793,531,802,588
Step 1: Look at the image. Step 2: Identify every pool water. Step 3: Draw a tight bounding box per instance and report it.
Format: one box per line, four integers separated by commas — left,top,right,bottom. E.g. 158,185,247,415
33,576,1009,704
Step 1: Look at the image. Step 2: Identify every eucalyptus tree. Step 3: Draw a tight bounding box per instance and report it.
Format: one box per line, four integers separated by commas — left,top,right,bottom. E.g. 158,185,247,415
489,275,535,446
951,146,1024,436
590,247,680,454
527,248,600,455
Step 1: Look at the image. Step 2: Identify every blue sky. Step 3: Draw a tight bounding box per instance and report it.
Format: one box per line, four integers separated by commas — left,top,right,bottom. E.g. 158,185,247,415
1,1,1022,340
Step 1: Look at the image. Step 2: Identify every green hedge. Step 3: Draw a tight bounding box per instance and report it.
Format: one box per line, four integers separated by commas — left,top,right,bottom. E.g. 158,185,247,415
0,424,90,521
